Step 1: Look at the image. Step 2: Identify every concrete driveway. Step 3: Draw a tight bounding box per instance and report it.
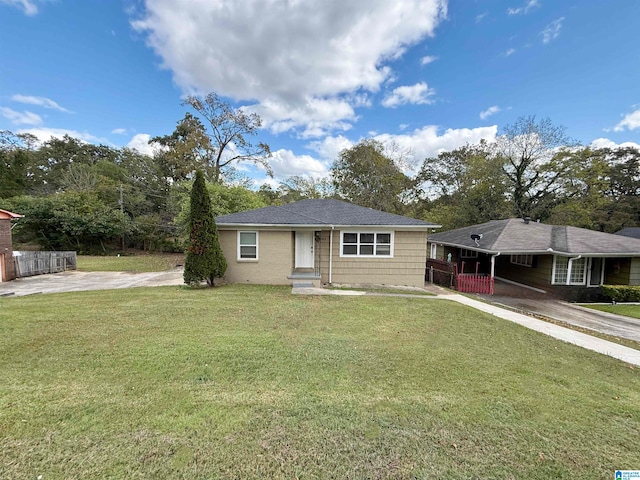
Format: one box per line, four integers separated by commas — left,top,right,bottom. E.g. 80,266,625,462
0,268,184,297
477,282,640,343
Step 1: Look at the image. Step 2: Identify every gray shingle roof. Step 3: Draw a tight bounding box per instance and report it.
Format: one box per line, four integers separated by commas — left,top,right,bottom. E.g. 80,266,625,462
429,218,640,256
216,199,438,228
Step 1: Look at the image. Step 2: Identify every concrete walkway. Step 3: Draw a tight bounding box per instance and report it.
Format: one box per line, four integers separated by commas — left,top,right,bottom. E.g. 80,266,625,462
293,286,640,367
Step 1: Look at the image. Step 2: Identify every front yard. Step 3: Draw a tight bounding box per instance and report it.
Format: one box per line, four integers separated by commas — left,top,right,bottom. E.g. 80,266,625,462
1,285,638,479
585,303,640,320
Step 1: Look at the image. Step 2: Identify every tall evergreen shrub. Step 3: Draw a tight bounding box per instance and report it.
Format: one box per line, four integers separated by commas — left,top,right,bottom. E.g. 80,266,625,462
184,170,227,286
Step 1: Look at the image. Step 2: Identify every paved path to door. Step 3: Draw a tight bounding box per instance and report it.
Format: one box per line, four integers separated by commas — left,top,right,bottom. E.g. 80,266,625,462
293,286,640,367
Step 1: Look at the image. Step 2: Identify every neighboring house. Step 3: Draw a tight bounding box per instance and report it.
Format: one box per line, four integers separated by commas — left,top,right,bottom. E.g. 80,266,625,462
428,218,640,301
615,227,640,240
215,199,440,288
0,209,23,282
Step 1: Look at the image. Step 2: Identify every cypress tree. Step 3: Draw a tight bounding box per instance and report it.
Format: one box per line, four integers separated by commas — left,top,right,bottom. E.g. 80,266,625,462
184,170,227,286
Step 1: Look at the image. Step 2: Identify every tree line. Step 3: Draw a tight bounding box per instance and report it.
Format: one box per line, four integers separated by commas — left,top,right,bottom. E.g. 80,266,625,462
1,94,638,254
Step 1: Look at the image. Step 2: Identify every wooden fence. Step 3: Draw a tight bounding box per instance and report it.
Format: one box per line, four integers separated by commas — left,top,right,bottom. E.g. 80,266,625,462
426,258,455,287
13,251,77,278
456,274,494,295
426,259,495,294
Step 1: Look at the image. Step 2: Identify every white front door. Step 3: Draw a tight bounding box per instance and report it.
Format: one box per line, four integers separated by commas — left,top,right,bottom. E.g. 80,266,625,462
295,231,314,268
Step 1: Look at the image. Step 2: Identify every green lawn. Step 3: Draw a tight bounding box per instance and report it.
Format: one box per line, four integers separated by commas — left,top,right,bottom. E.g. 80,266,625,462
77,253,184,272
1,285,639,479
584,303,640,320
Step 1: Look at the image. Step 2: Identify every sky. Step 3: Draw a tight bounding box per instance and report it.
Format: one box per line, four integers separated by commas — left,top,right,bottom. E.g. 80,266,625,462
1,0,640,186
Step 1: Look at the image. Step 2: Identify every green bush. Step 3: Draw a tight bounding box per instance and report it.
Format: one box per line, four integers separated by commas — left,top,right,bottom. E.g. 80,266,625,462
601,285,640,302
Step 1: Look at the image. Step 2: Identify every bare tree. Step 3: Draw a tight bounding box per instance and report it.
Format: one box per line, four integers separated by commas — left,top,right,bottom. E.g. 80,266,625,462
495,116,578,218
183,93,272,182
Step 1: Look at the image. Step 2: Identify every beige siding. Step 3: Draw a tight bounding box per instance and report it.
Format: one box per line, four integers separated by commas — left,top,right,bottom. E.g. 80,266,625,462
219,230,293,284
319,230,427,287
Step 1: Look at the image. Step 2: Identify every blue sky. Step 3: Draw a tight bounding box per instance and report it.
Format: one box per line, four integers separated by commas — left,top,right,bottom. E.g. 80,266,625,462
1,0,639,185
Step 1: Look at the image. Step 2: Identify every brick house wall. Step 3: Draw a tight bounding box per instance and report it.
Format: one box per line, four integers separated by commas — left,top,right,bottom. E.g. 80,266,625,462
0,217,17,281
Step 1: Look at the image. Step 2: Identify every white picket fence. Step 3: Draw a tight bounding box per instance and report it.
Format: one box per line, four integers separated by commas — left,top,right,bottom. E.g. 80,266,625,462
13,251,77,278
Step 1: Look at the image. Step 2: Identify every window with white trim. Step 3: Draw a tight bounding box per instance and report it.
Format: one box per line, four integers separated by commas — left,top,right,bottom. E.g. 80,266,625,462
238,231,258,260
570,257,586,284
460,249,478,258
430,243,437,259
510,254,533,267
552,256,587,285
341,232,393,257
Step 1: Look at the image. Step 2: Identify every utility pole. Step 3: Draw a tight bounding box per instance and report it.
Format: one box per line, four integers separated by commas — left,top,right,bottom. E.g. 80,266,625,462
119,184,125,252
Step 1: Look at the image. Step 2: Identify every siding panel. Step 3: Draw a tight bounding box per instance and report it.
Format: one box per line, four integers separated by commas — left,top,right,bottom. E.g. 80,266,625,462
219,230,293,284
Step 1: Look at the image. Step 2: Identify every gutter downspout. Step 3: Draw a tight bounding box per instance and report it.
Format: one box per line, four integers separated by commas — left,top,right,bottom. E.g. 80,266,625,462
490,252,500,279
329,226,334,284
566,255,582,286
490,252,500,295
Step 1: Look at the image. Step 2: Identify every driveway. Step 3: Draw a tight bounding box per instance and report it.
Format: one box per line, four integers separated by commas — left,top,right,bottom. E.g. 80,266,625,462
477,281,640,343
0,269,184,297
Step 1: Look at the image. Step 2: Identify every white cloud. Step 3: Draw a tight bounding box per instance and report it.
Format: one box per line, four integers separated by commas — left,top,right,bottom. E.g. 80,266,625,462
505,48,516,57
263,125,499,182
126,133,157,155
112,128,127,135
613,108,640,132
245,96,356,138
374,125,498,171
590,138,640,150
132,0,447,134
0,0,43,15
541,17,564,44
16,127,105,144
306,135,354,162
476,12,487,23
420,55,438,66
0,107,43,126
480,105,500,120
382,82,436,108
507,0,539,15
11,94,71,113
268,149,329,179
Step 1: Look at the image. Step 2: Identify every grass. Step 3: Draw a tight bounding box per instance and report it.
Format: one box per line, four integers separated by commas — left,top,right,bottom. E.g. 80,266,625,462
77,253,184,273
327,285,435,296
584,303,640,320
1,285,639,479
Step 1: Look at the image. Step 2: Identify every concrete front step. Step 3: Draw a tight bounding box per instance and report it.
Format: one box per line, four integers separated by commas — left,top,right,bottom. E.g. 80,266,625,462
292,281,315,288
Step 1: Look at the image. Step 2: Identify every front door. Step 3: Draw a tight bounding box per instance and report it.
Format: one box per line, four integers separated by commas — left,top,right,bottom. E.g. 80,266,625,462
295,231,314,268
588,257,603,286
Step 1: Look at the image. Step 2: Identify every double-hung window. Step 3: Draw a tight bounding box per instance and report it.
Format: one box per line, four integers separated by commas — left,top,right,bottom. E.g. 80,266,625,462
238,231,258,260
341,232,393,257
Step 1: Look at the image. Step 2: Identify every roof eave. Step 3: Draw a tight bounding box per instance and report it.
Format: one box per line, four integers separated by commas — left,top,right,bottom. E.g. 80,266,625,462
217,223,439,229
427,240,640,257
